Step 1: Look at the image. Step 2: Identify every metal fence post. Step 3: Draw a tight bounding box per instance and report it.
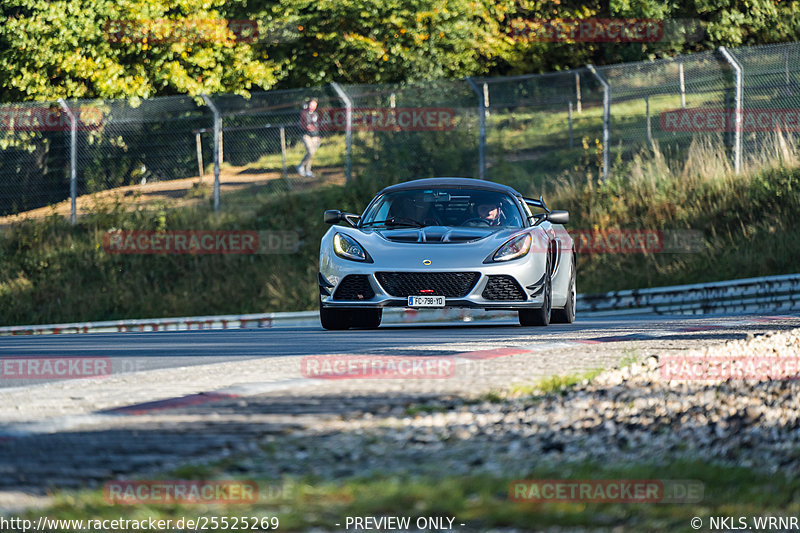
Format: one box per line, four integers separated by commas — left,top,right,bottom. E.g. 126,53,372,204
719,47,742,173
568,101,574,148
645,95,653,149
575,72,582,113
679,60,686,108
57,98,77,225
280,126,288,180
195,132,204,179
201,95,221,211
331,82,352,183
465,77,486,180
724,88,732,150
586,65,610,182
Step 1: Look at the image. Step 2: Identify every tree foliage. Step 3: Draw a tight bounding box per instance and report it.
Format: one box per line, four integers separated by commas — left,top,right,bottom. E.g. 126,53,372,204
246,0,515,86
500,0,800,74
2,0,800,102
0,0,281,102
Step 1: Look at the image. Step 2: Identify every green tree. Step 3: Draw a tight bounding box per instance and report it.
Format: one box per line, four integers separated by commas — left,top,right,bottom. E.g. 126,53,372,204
500,0,800,74
0,0,282,102
250,0,515,87
676,0,800,47
3,0,800,101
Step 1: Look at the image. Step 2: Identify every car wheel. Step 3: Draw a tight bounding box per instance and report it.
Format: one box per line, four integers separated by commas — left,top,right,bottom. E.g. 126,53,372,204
350,309,382,329
552,260,576,324
519,272,551,327
319,305,350,330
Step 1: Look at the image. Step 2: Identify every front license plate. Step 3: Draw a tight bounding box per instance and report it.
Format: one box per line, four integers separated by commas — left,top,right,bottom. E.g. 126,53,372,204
408,296,445,307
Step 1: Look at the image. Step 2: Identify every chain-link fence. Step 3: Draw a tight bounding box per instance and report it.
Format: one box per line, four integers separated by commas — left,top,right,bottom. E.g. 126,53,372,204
2,41,800,220
341,80,481,183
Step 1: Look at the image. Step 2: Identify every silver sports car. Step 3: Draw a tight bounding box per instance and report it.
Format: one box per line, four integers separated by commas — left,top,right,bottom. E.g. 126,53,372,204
318,177,575,330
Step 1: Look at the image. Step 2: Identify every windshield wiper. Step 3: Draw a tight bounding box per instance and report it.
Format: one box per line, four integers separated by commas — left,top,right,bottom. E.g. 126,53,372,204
361,217,424,228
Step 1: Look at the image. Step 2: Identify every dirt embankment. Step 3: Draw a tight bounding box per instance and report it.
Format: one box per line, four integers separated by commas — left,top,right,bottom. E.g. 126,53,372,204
0,165,345,228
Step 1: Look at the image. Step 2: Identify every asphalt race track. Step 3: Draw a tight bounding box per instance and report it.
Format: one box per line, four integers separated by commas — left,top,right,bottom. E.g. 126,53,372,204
3,314,798,382
1,312,799,505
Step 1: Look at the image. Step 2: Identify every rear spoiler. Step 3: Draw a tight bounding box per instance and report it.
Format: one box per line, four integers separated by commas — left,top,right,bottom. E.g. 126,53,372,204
523,195,550,213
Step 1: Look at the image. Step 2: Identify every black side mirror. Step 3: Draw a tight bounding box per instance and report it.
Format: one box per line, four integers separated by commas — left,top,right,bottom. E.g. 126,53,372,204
324,210,360,227
324,210,342,224
547,210,569,224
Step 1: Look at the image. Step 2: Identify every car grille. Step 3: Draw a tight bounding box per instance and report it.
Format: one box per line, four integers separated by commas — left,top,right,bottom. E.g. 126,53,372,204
482,275,526,301
333,275,375,300
375,272,480,297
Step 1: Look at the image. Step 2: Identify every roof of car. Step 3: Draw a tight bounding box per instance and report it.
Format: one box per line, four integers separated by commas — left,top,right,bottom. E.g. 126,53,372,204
379,177,522,196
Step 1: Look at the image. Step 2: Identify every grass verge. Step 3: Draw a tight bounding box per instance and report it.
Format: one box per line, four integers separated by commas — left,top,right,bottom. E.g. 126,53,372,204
27,460,800,532
507,368,605,399
1,135,799,325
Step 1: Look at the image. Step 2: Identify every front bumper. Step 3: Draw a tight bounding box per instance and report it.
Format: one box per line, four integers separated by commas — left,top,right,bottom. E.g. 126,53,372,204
319,260,547,310
322,297,542,310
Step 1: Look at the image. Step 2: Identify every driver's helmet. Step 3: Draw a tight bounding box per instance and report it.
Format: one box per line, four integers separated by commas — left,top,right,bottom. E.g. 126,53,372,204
475,199,504,226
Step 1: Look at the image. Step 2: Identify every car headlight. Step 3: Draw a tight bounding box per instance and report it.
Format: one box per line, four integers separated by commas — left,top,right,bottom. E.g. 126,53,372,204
490,233,532,262
333,232,372,262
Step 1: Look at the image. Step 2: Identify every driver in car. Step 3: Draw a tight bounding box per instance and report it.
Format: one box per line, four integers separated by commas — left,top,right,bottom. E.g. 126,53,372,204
476,201,504,226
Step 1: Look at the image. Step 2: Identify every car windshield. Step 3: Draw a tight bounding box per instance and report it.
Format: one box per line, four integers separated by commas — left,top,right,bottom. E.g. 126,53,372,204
360,188,524,228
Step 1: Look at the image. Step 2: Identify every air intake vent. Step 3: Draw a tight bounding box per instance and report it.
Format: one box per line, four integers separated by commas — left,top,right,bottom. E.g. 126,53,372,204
375,272,480,297
482,275,526,301
333,275,375,300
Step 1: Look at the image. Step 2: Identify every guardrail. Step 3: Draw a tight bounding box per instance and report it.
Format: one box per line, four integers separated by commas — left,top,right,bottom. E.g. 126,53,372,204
1,273,798,335
0,308,512,336
577,273,800,315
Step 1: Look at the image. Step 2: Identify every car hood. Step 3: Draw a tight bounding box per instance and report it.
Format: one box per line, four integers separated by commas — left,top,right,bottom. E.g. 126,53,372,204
375,226,501,244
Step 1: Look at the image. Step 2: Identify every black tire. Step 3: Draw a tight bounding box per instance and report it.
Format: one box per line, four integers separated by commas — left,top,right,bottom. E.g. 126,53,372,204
320,305,350,330
552,260,576,324
350,309,382,329
519,273,551,327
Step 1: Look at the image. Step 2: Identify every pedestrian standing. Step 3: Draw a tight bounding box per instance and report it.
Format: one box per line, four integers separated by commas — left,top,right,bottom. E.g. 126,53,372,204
297,98,320,177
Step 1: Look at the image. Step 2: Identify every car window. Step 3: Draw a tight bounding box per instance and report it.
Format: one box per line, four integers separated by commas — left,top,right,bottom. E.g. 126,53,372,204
361,189,524,228
370,197,392,222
